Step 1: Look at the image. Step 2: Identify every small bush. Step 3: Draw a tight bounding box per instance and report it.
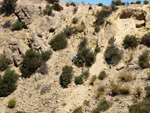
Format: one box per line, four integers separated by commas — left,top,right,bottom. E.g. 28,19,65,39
66,2,69,7
60,66,73,88
15,111,26,113
119,87,130,95
129,99,150,113
8,98,16,108
131,2,134,4
44,4,53,16
41,50,52,62
95,45,100,54
138,51,150,68
83,100,89,106
70,2,76,6
73,106,83,113
94,26,100,33
20,48,42,78
92,98,110,113
98,71,106,80
123,35,139,49
141,33,150,47
108,37,115,46
73,6,78,14
52,3,63,11
46,0,59,4
145,86,150,98
49,33,67,51
75,22,85,33
90,75,97,85
63,26,74,38
75,71,89,85
72,18,79,24
0,54,10,71
119,71,133,82
12,20,26,31
144,0,149,4
98,3,103,6
135,0,141,4
112,0,122,6
37,33,43,38
104,45,122,65
0,70,18,97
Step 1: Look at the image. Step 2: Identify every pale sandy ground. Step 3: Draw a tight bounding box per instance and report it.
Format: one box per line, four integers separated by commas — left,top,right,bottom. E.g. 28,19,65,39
0,1,150,113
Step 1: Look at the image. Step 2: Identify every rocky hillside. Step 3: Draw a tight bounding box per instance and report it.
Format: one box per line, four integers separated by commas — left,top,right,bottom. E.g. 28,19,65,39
1,0,150,113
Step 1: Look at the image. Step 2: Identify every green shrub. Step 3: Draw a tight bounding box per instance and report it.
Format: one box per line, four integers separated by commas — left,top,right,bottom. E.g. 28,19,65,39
37,33,43,38
95,45,100,54
104,45,122,65
141,33,150,47
98,3,103,6
75,38,96,67
0,70,18,97
43,4,53,16
60,66,73,88
95,26,100,33
66,2,69,7
46,0,59,4
20,48,42,78
92,98,110,113
131,2,134,4
41,50,52,62
75,71,89,85
0,54,10,71
52,3,63,11
72,18,79,24
108,37,115,46
145,86,150,98
15,111,26,113
129,99,150,113
83,100,89,106
12,20,26,31
70,2,76,6
123,35,139,49
63,26,74,38
119,71,133,82
49,33,67,51
2,0,17,14
8,98,16,108
135,0,141,4
90,75,97,85
98,71,106,80
73,106,83,113
73,6,78,14
138,51,150,68
119,87,130,95
112,0,122,6
144,0,149,4
75,22,85,33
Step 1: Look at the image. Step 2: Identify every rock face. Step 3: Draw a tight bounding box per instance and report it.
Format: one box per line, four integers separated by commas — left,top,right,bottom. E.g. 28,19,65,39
0,108,5,113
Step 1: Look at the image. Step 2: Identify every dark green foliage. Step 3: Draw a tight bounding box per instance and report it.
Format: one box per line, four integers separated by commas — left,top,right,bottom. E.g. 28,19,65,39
89,5,92,10
108,37,115,46
12,20,26,31
98,71,106,80
44,4,53,16
66,3,70,7
95,45,100,54
74,38,95,67
83,100,89,106
123,35,139,49
63,26,74,38
8,98,16,108
138,51,150,68
15,111,26,113
144,0,149,4
141,33,150,47
75,71,89,85
121,2,126,5
95,26,100,33
0,70,18,97
104,46,122,65
92,98,110,113
131,2,134,4
41,50,52,62
73,106,83,113
49,33,67,51
37,33,43,38
70,2,76,6
145,86,150,98
2,0,17,14
0,54,10,71
52,3,63,11
129,99,150,113
112,0,122,6
98,3,103,6
60,66,73,88
46,0,59,4
72,18,79,24
20,49,42,78
135,0,141,4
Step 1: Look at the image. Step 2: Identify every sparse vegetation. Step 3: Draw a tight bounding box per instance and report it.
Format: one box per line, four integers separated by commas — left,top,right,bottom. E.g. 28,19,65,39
104,45,122,65
60,65,73,88
75,71,89,85
44,4,53,16
75,22,85,33
141,33,150,47
52,3,63,11
15,111,26,113
73,106,83,113
145,86,150,98
0,70,18,97
72,18,79,24
12,20,26,31
111,0,122,6
98,3,103,6
92,98,110,113
49,33,67,51
66,2,70,7
135,0,141,4
98,70,106,80
144,0,149,4
63,26,74,38
131,2,134,4
123,35,139,49
90,75,97,85
119,71,133,82
0,54,10,71
70,2,76,6
83,100,89,106
138,50,150,68
41,50,52,62
8,98,16,108
46,0,59,4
